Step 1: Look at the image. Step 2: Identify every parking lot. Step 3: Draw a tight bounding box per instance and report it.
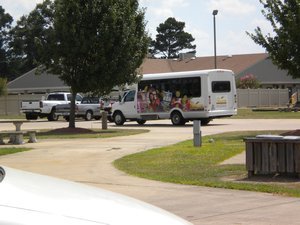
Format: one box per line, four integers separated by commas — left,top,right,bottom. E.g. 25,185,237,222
1,118,300,224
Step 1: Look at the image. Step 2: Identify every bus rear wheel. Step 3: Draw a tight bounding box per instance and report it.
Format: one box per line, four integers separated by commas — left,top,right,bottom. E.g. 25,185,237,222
171,111,185,125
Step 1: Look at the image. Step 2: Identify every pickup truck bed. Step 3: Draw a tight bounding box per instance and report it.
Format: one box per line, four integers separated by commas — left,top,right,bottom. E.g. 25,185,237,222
20,101,40,120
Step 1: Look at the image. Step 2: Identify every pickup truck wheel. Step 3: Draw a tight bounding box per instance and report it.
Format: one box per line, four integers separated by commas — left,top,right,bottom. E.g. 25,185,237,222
114,112,125,125
25,114,38,120
85,110,93,121
47,109,59,121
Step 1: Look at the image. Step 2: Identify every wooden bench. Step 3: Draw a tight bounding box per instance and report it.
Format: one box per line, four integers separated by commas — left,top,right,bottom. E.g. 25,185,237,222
0,130,38,145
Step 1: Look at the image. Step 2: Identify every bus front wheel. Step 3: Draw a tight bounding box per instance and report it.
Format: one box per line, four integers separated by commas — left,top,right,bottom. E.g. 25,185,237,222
114,112,125,125
171,111,185,126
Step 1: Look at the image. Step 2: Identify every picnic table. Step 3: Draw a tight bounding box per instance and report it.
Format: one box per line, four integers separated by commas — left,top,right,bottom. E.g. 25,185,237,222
0,120,38,145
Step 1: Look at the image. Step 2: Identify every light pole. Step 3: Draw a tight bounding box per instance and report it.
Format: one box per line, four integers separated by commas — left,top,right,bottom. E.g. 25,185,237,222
212,9,218,69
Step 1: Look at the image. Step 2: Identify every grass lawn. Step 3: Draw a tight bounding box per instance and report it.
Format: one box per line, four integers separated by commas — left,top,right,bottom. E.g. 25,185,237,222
0,115,25,120
233,108,300,119
35,128,149,139
114,130,300,197
0,147,31,156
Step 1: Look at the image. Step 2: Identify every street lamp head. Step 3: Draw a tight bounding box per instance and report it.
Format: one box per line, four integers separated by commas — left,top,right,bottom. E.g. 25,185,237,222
212,10,218,16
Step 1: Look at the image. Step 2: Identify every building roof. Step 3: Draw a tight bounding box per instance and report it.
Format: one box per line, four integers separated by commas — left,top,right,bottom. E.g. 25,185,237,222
140,53,268,74
237,57,300,85
8,53,277,93
7,68,69,93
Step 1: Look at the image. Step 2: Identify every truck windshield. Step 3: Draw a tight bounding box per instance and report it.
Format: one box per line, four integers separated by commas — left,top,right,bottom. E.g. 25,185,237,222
48,94,65,100
124,91,135,102
67,94,83,101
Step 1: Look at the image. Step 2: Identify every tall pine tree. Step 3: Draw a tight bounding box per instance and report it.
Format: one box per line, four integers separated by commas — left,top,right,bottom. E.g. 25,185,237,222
150,17,196,58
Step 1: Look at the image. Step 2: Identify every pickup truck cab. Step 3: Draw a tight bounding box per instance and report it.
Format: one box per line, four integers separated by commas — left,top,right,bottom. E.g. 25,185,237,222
21,92,82,121
56,96,101,121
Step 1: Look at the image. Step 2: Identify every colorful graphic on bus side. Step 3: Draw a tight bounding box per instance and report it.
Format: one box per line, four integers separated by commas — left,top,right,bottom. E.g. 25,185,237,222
137,87,204,113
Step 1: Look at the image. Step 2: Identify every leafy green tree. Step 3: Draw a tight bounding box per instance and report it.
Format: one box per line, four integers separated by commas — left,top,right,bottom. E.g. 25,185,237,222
37,0,149,128
0,77,7,96
248,0,300,78
236,74,260,89
0,6,13,79
150,17,196,58
9,0,54,79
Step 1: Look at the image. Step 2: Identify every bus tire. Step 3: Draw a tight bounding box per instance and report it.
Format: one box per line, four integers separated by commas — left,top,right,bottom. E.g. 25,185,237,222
171,111,185,125
114,111,125,125
137,119,146,125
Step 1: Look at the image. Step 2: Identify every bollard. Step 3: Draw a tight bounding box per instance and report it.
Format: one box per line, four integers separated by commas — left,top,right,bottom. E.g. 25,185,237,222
193,120,202,147
101,111,108,130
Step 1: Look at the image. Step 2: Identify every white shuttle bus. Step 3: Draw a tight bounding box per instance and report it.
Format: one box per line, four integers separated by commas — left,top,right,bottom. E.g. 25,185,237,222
112,69,237,126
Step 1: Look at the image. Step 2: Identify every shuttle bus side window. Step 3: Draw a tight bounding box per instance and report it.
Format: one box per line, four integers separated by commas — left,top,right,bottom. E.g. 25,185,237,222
212,81,231,93
190,77,201,97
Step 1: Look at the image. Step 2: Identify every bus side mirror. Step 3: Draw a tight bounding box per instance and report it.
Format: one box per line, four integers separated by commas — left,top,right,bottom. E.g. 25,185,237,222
118,95,122,102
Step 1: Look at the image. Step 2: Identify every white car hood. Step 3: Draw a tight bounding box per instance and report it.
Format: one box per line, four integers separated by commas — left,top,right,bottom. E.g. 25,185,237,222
0,166,192,225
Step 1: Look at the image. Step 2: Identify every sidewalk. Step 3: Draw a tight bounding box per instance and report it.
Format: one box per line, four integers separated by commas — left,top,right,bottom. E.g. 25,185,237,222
1,119,300,224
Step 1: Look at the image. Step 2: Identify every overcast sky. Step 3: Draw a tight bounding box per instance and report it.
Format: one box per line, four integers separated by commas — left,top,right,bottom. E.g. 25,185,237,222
1,0,272,57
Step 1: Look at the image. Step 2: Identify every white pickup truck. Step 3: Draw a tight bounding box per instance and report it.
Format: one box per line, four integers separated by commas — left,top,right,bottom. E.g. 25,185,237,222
21,92,82,121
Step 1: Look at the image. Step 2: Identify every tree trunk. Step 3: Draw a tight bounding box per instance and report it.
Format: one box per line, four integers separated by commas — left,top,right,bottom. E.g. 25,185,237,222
68,91,77,128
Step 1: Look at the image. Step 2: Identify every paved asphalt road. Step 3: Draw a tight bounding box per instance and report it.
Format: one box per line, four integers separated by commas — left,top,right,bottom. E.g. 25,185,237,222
1,118,300,224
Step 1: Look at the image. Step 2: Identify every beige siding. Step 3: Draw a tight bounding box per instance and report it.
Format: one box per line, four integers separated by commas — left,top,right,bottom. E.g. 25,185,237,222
237,89,289,108
0,90,290,115
0,94,44,116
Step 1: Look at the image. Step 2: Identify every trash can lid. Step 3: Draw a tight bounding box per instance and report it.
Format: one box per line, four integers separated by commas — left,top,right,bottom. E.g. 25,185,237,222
255,135,283,139
282,136,300,140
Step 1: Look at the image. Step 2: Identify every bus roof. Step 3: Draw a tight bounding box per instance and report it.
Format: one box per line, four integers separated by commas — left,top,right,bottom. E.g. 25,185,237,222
141,69,233,80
